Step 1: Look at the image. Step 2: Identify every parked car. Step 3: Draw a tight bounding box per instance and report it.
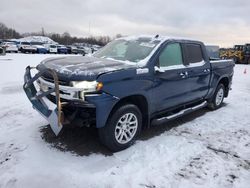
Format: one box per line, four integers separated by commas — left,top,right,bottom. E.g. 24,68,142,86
92,44,102,51
44,44,57,54
56,45,68,54
0,47,5,55
30,42,48,54
66,45,78,54
1,42,18,53
23,35,234,151
83,47,92,54
17,42,36,53
76,46,87,56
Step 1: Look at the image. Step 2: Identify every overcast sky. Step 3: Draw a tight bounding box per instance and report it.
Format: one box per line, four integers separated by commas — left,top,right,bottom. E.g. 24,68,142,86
1,0,250,47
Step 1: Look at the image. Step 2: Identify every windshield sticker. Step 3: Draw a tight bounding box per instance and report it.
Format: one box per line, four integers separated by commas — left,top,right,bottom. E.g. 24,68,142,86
140,43,156,48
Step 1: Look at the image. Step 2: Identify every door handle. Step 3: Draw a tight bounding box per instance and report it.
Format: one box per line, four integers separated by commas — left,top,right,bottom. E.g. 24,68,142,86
180,71,188,78
203,69,210,73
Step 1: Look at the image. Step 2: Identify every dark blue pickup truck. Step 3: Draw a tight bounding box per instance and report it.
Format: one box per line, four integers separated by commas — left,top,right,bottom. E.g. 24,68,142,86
23,35,234,151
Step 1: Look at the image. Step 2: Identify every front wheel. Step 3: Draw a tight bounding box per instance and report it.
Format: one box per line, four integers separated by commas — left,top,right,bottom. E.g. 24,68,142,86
208,84,225,110
98,104,142,152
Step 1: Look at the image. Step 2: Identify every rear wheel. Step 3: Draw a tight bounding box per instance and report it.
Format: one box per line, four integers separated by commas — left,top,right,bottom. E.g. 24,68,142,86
98,104,142,152
20,48,25,53
208,84,225,110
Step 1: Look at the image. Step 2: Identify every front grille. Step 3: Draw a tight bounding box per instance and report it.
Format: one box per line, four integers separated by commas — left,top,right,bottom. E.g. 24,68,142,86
47,94,69,104
41,75,69,86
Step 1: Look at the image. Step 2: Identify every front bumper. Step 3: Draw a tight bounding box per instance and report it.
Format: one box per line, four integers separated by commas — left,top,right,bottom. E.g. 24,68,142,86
58,49,68,54
6,47,18,52
23,48,37,53
23,66,120,135
49,49,57,53
23,66,64,135
37,48,48,54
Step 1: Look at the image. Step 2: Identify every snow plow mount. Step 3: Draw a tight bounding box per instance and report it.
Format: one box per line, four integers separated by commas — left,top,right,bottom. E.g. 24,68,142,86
23,66,65,135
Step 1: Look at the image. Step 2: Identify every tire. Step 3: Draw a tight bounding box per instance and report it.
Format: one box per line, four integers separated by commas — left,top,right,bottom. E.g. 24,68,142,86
208,84,225,110
20,48,25,53
98,104,142,152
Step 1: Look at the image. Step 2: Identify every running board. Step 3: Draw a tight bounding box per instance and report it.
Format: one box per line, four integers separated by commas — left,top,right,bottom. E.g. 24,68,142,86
151,101,207,126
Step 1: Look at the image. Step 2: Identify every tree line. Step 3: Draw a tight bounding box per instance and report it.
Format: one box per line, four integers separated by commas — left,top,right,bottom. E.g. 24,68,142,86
0,23,111,46
0,23,22,39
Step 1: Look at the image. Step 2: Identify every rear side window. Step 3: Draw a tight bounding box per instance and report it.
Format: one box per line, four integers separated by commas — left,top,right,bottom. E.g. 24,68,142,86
159,43,183,67
185,44,203,63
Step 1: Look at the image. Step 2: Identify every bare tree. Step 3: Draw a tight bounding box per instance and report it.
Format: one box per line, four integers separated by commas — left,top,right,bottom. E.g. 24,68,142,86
0,22,21,39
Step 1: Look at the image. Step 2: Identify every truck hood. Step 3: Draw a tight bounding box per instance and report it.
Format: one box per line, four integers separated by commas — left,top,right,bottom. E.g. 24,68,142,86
37,56,137,81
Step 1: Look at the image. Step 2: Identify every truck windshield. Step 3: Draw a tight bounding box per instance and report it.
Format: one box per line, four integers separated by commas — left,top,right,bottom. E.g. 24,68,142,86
94,38,160,63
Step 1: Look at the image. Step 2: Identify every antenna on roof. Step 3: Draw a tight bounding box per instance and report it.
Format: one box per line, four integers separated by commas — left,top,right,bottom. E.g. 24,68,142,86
155,34,159,38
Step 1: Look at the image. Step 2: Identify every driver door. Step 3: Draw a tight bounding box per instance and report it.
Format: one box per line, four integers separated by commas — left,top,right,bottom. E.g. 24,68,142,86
153,42,190,112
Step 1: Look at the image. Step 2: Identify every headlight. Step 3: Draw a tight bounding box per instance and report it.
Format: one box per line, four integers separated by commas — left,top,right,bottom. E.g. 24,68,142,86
71,81,103,91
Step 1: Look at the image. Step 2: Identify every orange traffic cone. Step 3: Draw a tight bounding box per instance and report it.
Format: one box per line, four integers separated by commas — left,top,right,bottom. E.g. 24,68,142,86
244,68,247,74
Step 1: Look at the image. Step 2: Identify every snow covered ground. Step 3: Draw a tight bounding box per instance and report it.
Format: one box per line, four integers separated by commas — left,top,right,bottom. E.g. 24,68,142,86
0,54,249,188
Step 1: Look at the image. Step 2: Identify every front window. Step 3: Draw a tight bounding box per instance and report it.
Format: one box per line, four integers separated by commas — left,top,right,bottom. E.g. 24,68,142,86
94,38,160,63
159,43,183,67
234,46,242,51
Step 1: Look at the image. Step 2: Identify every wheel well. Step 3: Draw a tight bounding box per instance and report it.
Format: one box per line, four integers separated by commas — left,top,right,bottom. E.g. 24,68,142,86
218,77,229,97
110,95,149,129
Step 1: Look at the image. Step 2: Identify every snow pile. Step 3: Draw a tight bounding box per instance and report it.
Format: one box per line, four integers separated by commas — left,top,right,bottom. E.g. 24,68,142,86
17,36,57,44
0,54,249,188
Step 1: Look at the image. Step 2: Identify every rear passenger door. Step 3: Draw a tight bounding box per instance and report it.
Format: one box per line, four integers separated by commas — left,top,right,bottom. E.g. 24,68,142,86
183,43,211,101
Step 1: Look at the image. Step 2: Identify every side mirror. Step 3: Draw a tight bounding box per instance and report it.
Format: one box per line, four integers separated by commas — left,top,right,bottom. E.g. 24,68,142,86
154,66,165,73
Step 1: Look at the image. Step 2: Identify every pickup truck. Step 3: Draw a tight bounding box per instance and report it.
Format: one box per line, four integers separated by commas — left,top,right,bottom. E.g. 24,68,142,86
17,42,37,53
23,35,234,151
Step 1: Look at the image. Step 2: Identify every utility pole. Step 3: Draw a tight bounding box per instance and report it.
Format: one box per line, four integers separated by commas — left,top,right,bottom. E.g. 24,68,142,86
41,27,45,36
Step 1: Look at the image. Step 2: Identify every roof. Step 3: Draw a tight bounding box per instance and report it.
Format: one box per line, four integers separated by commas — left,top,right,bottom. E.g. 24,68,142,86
117,35,198,43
